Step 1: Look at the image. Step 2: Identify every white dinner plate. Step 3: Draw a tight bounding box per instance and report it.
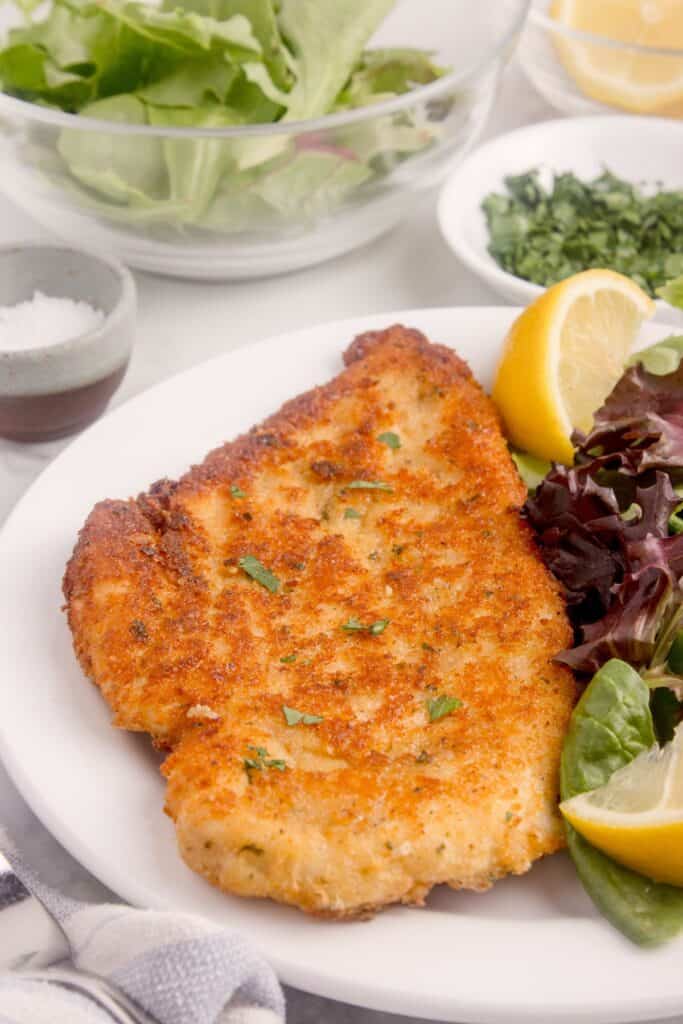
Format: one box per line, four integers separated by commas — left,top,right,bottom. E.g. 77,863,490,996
438,116,683,327
0,308,681,1024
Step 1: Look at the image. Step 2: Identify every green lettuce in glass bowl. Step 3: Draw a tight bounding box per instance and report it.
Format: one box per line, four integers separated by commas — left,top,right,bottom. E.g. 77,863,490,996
0,0,530,279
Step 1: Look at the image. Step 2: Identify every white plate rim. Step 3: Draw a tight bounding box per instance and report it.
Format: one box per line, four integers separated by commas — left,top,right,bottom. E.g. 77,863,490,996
0,306,682,1024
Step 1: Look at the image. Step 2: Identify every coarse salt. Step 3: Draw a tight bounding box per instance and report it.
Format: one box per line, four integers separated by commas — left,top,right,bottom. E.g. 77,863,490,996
0,290,105,353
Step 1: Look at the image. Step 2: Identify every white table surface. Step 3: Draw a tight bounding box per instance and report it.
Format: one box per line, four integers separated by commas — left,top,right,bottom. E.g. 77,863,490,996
0,63,628,1024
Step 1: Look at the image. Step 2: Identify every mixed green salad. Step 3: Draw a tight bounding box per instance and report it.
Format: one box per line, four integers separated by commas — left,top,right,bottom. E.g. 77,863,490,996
0,0,448,232
517,296,683,946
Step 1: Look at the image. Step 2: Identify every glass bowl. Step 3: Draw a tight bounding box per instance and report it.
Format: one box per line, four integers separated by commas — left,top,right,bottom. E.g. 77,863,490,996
519,0,683,118
0,0,530,280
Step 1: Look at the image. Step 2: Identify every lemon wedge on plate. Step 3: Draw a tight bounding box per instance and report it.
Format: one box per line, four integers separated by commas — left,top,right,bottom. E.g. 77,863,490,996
552,0,683,116
492,269,655,464
561,725,683,887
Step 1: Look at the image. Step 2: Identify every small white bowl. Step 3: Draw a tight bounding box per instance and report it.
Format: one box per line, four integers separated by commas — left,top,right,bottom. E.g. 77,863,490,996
438,115,683,325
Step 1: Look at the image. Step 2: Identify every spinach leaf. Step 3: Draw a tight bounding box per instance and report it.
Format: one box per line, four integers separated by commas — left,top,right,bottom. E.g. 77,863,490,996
561,658,683,947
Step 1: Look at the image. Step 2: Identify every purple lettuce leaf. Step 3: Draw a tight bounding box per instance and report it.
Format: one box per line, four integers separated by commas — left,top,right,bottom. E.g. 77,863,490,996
525,469,680,624
575,363,683,474
558,535,683,674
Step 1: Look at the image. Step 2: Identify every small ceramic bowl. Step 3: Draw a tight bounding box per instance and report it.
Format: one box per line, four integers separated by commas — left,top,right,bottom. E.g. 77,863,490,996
437,115,683,325
0,244,136,442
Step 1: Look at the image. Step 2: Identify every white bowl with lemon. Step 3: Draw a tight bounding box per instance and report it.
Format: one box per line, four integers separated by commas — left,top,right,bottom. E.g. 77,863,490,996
438,115,683,326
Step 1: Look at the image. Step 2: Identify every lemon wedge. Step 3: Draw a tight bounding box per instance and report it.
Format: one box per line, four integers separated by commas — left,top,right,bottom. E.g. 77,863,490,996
492,269,655,464
552,0,683,116
561,725,683,887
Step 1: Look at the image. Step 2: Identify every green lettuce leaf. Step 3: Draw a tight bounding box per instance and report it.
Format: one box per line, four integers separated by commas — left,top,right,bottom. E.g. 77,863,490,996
1,0,449,233
278,0,395,121
658,274,683,311
148,103,240,220
561,658,683,947
628,335,683,376
164,0,293,89
336,47,443,109
57,94,167,202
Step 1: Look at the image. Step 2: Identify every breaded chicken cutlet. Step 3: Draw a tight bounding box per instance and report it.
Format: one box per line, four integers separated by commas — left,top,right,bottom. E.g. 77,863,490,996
64,325,576,917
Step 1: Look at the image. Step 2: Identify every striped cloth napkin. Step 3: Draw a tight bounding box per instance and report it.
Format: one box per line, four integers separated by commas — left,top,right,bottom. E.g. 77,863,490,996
0,831,285,1024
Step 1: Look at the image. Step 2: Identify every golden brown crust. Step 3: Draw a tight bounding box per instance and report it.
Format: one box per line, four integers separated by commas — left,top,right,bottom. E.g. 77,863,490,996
64,325,576,917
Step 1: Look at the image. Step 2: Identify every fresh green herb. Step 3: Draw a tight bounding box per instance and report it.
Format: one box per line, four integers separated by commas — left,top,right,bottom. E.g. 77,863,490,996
230,484,246,499
280,654,297,664
483,169,683,298
421,641,437,653
561,659,683,947
342,617,365,632
345,480,393,493
377,431,401,450
244,744,287,780
130,619,149,642
344,508,362,519
282,705,324,726
239,554,280,593
0,0,447,235
427,694,462,722
342,617,390,635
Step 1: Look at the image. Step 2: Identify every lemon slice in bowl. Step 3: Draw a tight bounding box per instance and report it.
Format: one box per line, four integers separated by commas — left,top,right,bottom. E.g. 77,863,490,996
492,269,655,464
552,0,683,116
561,725,683,886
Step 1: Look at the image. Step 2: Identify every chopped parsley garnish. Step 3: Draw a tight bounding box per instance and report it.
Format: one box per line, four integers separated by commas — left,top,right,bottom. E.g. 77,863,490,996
342,617,365,632
280,654,297,664
244,744,287,780
344,508,362,519
482,168,683,298
282,705,324,726
238,555,280,593
422,642,438,653
230,484,246,499
427,694,462,722
342,617,390,635
377,431,401,450
130,619,149,642
345,480,393,493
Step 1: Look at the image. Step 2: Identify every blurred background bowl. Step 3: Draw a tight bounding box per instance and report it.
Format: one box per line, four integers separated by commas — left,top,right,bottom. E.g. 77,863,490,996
0,0,530,281
519,0,683,118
